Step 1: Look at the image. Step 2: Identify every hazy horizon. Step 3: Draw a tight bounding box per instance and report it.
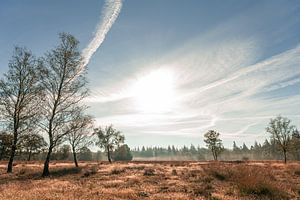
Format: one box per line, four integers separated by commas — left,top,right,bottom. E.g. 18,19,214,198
1,0,300,149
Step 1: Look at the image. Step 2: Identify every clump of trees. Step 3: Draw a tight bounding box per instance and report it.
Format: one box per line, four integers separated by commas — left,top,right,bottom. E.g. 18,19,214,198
0,33,94,175
94,125,125,163
18,133,47,161
113,144,133,161
0,132,13,160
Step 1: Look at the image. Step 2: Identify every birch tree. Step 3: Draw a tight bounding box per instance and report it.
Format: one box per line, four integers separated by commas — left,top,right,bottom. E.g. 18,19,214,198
39,33,88,176
66,111,93,167
0,47,41,173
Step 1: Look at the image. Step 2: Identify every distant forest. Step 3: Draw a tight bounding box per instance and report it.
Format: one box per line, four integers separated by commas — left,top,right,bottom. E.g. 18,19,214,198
1,134,300,162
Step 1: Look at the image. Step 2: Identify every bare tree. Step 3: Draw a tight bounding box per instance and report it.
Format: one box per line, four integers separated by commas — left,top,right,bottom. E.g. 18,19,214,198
66,110,93,167
266,116,295,164
39,33,88,176
0,47,41,173
204,130,223,161
94,125,124,163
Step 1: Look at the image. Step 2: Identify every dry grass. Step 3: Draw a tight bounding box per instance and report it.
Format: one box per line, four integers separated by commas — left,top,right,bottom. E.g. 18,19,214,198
0,160,299,199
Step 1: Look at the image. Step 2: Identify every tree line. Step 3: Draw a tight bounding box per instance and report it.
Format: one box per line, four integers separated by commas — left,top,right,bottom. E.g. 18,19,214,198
132,116,300,163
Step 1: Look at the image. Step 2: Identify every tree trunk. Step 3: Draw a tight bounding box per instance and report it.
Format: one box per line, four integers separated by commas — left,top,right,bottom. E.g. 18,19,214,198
27,149,32,161
42,146,53,176
107,147,112,163
283,149,287,164
0,146,4,160
7,135,17,173
7,144,16,173
211,148,217,161
72,146,78,167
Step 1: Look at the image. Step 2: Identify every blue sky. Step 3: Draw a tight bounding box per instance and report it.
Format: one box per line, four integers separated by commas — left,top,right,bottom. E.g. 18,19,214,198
1,0,300,148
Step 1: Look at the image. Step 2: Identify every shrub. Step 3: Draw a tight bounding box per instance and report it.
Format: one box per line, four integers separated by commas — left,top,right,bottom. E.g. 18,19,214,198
171,169,177,176
242,156,249,161
295,170,300,176
138,191,149,197
111,167,126,175
203,164,232,181
233,166,289,199
51,167,82,177
82,166,97,177
18,168,27,175
193,184,214,198
144,168,155,176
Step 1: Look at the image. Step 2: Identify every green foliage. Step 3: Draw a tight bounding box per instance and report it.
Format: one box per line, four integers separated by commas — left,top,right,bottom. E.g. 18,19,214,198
78,146,93,161
113,144,133,161
94,125,124,162
0,132,13,160
204,130,224,161
18,133,47,161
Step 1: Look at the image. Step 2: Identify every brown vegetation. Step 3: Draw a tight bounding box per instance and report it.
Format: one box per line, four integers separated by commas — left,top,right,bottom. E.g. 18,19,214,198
0,160,299,200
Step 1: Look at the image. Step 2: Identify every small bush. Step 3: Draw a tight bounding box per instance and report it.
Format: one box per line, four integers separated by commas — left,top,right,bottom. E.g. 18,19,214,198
82,166,97,177
138,191,149,197
171,169,177,176
111,167,126,175
242,157,249,161
18,168,27,175
143,168,155,176
52,167,82,177
294,170,300,176
193,184,214,198
203,164,232,181
233,166,289,199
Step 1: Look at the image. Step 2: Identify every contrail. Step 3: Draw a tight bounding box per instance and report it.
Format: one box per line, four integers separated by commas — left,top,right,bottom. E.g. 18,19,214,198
82,0,122,67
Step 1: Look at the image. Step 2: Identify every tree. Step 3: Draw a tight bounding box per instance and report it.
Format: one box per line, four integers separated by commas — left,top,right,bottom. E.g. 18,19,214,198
242,143,249,152
78,146,93,161
94,125,124,163
266,116,295,164
113,144,133,161
0,47,41,173
18,133,47,161
58,144,71,160
39,33,88,176
233,141,240,152
204,130,224,161
66,111,93,167
0,132,13,160
291,129,300,160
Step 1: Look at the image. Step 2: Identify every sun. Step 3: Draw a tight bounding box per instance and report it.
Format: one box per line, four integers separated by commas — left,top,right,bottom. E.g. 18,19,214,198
131,68,175,113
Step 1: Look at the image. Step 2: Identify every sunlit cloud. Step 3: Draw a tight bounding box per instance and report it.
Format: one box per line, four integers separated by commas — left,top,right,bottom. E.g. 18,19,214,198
84,1,300,147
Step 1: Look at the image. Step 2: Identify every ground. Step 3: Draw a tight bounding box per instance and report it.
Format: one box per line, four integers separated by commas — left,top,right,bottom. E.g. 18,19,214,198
0,160,299,200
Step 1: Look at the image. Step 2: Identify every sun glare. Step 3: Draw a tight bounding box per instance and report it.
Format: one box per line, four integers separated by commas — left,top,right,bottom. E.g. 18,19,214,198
131,68,175,113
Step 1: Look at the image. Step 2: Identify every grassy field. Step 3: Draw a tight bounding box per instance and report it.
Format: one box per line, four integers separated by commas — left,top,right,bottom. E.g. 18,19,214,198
0,160,299,200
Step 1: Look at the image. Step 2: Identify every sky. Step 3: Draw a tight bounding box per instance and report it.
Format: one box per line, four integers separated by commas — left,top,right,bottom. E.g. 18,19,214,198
1,0,300,149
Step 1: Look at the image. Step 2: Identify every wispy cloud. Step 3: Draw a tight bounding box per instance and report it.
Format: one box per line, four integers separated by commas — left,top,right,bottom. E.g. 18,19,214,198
82,0,122,67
